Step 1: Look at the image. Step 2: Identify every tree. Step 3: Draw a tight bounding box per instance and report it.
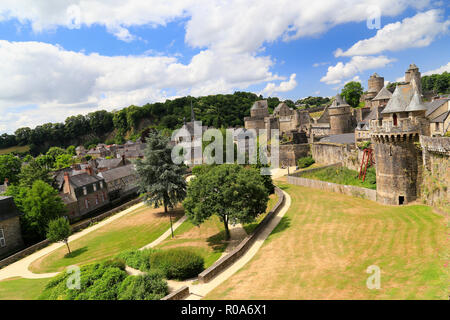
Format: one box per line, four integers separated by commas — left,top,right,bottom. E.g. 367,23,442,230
6,180,66,243
18,158,52,187
66,145,76,156
47,217,72,254
46,146,66,161
0,154,22,185
54,153,75,169
183,164,269,239
134,131,187,238
341,81,364,108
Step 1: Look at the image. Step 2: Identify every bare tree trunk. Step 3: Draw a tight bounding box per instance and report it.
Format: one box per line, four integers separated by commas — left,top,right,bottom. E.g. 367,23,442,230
165,203,174,238
65,241,71,254
223,215,230,240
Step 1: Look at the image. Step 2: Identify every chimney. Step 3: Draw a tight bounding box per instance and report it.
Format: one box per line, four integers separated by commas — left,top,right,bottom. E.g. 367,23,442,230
86,166,94,176
63,172,71,194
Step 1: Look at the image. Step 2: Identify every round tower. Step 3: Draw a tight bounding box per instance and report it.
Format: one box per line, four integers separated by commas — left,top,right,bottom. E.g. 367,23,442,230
405,64,422,94
367,73,384,97
329,94,352,135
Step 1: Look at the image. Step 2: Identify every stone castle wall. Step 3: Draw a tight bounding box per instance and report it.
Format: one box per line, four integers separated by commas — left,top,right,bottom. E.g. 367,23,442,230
279,143,310,166
311,142,363,171
0,216,24,259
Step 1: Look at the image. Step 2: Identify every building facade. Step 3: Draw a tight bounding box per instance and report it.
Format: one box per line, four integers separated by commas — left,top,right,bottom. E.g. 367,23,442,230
0,196,24,258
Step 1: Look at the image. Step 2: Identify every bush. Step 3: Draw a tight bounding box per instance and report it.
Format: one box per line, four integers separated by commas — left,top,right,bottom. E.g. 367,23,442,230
297,156,315,168
150,248,205,280
118,270,168,300
116,249,154,272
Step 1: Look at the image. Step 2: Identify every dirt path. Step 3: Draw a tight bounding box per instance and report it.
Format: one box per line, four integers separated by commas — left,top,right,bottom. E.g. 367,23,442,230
183,188,292,300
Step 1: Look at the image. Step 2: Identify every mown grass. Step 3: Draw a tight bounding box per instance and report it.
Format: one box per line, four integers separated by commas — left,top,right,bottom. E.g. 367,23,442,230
0,277,50,300
243,192,279,234
29,206,183,273
0,145,30,155
301,166,376,190
205,183,447,300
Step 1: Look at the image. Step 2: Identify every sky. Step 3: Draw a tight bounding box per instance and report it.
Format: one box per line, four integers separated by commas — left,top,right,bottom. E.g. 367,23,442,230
0,0,449,133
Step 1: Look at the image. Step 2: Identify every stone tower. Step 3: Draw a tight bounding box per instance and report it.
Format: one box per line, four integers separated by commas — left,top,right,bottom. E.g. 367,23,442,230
404,63,422,94
367,73,384,100
370,84,427,205
329,94,352,135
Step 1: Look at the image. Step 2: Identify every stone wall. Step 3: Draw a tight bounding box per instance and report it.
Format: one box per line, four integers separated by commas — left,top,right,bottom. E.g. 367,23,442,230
287,165,377,201
0,216,24,259
311,142,363,171
279,143,310,166
420,136,450,210
197,187,285,283
161,286,190,300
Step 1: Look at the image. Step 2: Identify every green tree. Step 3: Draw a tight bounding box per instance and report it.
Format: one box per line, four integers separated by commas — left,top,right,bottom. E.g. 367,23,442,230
6,180,66,243
0,154,22,185
341,81,364,108
66,145,76,156
46,147,66,161
183,164,268,239
134,131,187,238
54,154,75,169
18,158,52,187
47,217,72,254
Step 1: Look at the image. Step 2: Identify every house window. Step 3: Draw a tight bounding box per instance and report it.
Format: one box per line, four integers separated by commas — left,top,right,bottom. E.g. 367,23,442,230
393,114,398,126
83,187,87,195
100,181,103,189
435,123,440,130
101,193,104,203
85,199,89,209
0,228,5,247
95,196,99,205
93,184,97,191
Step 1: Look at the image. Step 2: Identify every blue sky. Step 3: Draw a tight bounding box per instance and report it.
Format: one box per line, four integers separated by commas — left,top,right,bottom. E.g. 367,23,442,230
0,1,449,133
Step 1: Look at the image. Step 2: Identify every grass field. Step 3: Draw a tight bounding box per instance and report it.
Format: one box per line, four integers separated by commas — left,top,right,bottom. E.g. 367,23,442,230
301,166,376,190
205,182,448,300
0,145,30,155
0,277,50,300
29,205,183,273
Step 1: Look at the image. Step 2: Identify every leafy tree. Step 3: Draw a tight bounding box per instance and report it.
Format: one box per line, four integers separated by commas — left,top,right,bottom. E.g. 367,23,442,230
46,147,66,161
54,153,75,169
341,81,364,108
47,217,72,254
66,145,76,156
18,158,52,187
183,164,268,239
0,154,22,185
134,131,187,237
6,180,66,243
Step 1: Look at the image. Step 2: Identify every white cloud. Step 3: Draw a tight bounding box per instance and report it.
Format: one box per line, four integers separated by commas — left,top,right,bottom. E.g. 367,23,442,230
0,40,279,132
335,9,449,57
423,61,450,75
321,56,395,85
261,73,297,96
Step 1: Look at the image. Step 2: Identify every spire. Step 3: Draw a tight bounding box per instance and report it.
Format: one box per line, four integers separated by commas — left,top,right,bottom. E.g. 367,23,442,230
190,99,195,122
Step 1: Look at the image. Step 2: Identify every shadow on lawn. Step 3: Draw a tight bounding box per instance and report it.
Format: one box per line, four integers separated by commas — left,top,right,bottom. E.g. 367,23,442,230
270,216,291,236
64,246,88,259
206,231,228,253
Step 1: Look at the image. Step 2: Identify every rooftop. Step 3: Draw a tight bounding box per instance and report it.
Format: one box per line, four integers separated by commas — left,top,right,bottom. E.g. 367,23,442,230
0,196,22,222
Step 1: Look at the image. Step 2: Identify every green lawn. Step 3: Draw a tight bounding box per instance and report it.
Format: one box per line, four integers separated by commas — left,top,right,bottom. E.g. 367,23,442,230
301,166,376,189
0,277,50,300
205,182,448,300
0,145,30,155
29,205,183,273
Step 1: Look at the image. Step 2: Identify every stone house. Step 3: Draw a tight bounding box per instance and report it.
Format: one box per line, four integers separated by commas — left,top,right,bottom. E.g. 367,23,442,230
59,167,110,221
97,164,139,202
0,196,24,258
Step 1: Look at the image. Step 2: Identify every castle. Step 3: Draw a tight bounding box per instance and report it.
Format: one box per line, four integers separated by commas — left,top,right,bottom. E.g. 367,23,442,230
244,63,449,206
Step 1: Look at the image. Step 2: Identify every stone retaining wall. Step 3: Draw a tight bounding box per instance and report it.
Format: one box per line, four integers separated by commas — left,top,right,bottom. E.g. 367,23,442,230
161,286,190,300
0,197,143,269
197,187,285,283
311,142,363,171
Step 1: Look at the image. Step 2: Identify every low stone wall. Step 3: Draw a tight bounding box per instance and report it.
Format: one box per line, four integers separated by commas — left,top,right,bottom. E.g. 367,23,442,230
287,170,377,202
161,286,190,300
0,197,143,269
311,142,363,171
197,187,285,283
279,143,310,166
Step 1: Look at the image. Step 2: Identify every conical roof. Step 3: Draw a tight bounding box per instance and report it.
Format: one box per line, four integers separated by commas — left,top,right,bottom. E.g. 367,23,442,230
381,85,411,114
405,90,427,112
372,86,392,101
330,94,350,108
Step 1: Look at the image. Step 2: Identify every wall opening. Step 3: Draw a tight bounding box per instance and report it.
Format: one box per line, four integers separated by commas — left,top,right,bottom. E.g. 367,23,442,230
393,114,398,126
398,196,405,205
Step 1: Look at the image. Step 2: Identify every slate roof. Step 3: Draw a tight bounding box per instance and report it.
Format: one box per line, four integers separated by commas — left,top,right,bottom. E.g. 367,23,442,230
97,158,123,170
320,133,355,144
97,164,136,183
251,100,268,110
329,94,350,109
430,111,450,123
425,99,449,117
0,196,22,222
372,86,392,101
68,173,102,188
381,85,414,114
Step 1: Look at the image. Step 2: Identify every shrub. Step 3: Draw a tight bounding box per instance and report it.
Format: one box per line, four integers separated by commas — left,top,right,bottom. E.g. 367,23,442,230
297,156,315,168
149,248,205,280
116,249,154,272
118,270,168,300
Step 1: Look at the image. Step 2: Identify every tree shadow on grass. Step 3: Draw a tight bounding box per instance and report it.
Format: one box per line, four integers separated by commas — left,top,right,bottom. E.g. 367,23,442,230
206,230,228,253
64,246,88,259
270,216,291,236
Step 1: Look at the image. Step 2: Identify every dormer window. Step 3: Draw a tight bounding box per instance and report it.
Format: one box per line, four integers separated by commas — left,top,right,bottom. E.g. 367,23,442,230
100,181,104,189
83,186,87,195
93,184,97,192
